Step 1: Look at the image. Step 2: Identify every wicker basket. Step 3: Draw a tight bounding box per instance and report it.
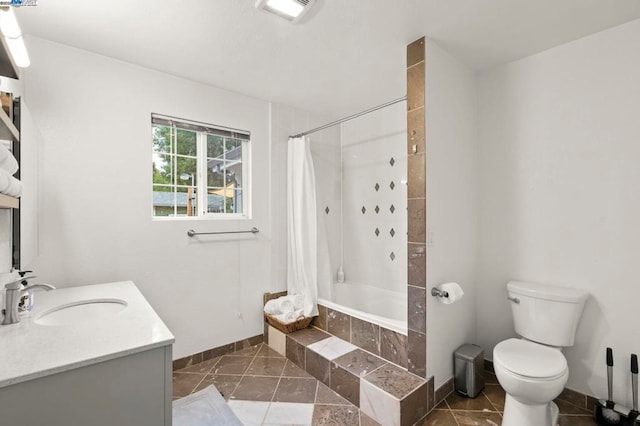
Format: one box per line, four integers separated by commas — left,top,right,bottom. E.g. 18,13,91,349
264,312,313,334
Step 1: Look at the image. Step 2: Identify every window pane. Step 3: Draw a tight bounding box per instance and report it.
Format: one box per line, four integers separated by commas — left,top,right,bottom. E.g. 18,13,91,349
152,125,173,155
207,188,242,213
225,161,242,187
207,134,224,159
176,186,198,217
153,154,174,185
207,159,224,187
206,189,226,213
176,157,197,187
225,138,241,160
176,129,197,156
153,185,176,217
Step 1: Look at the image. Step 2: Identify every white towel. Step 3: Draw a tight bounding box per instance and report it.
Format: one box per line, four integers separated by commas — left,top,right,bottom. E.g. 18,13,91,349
264,295,305,315
275,309,304,324
264,299,280,315
0,144,18,175
0,169,21,197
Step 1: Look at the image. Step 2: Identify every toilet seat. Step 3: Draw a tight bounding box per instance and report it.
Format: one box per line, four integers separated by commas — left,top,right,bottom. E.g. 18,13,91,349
494,338,567,379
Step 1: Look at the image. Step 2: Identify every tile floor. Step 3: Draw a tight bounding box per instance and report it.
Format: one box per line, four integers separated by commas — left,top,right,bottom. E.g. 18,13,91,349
419,370,596,425
172,343,377,425
173,343,597,426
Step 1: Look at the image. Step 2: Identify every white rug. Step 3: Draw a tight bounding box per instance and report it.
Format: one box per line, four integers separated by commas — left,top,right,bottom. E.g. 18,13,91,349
173,385,243,426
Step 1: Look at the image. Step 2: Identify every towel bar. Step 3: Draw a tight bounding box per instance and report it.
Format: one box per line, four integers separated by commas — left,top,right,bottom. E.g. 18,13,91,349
187,227,259,237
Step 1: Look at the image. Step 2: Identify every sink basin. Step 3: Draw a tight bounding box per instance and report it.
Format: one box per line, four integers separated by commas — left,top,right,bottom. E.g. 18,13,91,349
35,299,128,326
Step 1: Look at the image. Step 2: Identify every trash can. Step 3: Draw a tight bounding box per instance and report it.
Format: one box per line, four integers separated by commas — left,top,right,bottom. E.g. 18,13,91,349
454,344,484,398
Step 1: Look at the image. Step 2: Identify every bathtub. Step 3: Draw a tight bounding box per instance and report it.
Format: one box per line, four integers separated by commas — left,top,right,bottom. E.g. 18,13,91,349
318,281,407,335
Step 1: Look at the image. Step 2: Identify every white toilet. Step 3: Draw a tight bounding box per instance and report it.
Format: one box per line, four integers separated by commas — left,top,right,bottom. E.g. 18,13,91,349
493,281,588,426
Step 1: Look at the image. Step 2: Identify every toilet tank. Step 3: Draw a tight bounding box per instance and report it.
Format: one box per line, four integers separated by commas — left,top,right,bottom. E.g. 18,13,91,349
507,281,589,347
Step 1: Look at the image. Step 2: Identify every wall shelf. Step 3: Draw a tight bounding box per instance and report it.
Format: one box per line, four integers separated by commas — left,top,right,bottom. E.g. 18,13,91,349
0,193,18,209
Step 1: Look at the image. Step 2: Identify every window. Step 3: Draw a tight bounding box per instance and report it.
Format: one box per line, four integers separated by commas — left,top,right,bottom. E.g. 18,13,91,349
151,114,250,218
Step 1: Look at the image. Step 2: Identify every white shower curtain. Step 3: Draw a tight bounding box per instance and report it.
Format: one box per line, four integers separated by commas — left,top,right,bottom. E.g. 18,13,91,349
287,136,319,317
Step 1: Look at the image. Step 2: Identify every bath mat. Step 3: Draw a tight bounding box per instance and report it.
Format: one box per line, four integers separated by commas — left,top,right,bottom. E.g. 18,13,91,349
173,385,243,426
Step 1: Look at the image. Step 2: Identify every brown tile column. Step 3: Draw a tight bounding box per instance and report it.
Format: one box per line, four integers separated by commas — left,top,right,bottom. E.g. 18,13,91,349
406,37,427,378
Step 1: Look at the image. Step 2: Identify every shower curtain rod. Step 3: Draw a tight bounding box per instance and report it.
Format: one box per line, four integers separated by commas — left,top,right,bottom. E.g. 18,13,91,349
290,96,407,139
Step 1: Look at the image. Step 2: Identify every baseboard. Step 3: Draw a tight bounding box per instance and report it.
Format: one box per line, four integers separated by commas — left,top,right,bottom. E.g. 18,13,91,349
172,334,264,371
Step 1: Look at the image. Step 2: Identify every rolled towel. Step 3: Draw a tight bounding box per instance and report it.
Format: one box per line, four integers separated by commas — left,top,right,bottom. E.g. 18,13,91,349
0,144,18,175
278,298,294,313
264,295,306,315
264,299,280,315
275,309,304,324
0,169,21,197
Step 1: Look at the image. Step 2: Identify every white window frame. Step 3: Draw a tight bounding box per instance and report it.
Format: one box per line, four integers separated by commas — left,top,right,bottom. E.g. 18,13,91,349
151,114,251,220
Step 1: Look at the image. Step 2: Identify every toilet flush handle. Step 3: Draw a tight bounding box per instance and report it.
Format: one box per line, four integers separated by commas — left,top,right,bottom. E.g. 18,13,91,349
507,296,520,304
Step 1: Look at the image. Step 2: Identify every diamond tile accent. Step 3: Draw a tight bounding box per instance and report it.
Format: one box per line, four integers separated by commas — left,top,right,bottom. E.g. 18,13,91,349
390,228,395,237
390,252,396,261
390,181,395,190
374,183,380,192
389,157,395,167
361,206,366,214
375,205,380,214
375,228,380,237
390,204,395,214
325,206,330,214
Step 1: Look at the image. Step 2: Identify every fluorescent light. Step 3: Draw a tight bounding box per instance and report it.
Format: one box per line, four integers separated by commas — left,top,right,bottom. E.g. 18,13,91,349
265,0,303,18
0,7,29,68
0,7,21,39
5,36,29,68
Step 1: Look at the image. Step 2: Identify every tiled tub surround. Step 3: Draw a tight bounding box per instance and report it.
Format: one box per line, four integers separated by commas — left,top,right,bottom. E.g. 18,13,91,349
406,37,427,379
318,280,407,333
267,325,434,426
313,303,409,368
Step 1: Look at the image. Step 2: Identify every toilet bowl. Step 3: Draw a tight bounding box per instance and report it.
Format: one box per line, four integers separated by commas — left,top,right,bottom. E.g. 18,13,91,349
494,281,589,426
494,338,568,426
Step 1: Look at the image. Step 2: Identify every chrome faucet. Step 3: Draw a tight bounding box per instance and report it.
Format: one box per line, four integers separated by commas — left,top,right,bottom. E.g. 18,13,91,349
2,276,56,325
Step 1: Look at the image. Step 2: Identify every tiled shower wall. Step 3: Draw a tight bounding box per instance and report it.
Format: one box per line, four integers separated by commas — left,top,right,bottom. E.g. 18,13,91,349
340,103,408,294
406,37,427,378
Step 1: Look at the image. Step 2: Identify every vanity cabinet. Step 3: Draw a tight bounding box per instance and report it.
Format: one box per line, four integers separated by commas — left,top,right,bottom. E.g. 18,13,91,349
0,345,173,426
0,281,175,426
0,342,171,426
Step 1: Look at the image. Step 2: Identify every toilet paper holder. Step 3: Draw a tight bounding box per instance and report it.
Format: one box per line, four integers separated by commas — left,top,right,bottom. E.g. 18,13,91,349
431,287,449,298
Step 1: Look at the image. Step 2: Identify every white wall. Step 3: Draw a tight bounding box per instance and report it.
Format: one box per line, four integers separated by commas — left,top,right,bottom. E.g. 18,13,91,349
21,36,323,359
477,19,640,405
425,40,479,389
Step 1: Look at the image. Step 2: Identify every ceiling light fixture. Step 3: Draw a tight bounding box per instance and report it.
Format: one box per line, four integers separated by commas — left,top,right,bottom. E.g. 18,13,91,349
255,0,315,23
0,7,29,68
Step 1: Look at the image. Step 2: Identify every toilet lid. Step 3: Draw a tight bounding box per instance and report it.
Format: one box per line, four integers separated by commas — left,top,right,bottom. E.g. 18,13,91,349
494,338,567,378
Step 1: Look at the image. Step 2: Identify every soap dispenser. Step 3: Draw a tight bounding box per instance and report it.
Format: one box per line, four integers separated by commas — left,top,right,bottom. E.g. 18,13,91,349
17,270,34,314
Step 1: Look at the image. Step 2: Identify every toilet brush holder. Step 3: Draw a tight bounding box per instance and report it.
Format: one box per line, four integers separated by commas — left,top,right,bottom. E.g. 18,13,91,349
595,348,632,425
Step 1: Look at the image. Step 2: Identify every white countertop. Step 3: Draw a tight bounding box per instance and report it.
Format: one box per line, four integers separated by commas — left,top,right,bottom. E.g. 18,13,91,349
0,281,175,388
